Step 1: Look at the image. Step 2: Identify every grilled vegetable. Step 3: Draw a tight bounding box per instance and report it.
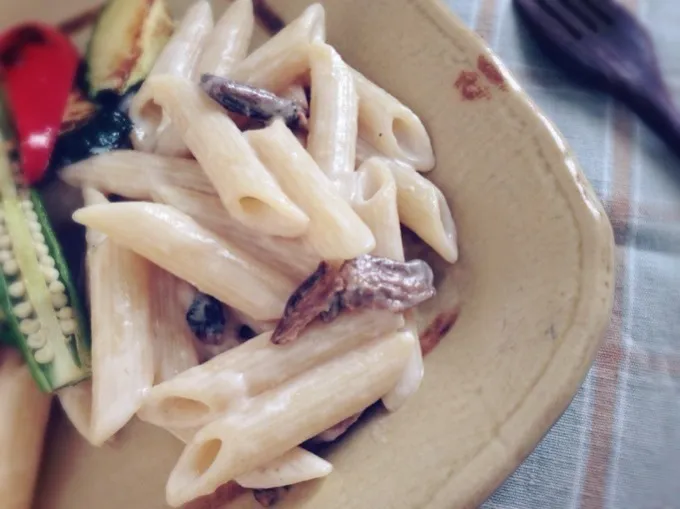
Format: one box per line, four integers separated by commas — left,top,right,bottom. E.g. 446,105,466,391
0,96,90,392
86,0,174,98
186,291,227,345
49,102,133,171
0,24,80,185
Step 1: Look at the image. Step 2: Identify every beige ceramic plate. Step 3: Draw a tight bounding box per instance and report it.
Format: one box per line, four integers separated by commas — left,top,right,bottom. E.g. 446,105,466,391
0,0,614,507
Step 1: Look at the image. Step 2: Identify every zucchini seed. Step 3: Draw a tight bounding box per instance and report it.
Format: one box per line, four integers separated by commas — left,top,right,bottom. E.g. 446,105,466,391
8,280,25,298
3,259,19,276
13,301,33,319
19,319,39,335
27,331,46,349
34,343,55,364
60,319,76,336
51,292,68,309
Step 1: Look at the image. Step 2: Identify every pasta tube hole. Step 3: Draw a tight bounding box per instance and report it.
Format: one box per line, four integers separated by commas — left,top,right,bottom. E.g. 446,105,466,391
236,197,299,232
356,167,388,203
392,116,420,158
191,438,223,477
158,397,212,424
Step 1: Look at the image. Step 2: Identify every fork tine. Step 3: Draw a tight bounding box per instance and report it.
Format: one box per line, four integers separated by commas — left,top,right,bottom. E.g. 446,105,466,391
556,0,600,32
515,0,584,41
574,0,615,25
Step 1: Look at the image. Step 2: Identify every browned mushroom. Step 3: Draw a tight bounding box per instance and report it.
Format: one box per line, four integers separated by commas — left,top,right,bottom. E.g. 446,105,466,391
200,74,308,129
271,255,435,345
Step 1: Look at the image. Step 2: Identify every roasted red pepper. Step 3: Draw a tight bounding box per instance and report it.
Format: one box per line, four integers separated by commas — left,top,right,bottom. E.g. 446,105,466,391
0,23,79,184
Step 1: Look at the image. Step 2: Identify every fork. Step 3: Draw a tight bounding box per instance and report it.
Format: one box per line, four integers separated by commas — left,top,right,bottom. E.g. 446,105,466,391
514,0,680,158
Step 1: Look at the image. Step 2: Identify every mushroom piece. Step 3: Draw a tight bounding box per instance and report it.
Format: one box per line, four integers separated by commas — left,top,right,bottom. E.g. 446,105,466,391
271,254,435,345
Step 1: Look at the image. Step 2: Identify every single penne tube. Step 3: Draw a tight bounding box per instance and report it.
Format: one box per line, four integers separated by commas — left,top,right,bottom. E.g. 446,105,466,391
137,311,403,430
149,265,200,384
0,348,52,509
382,314,423,411
230,3,325,91
167,427,328,489
197,0,254,77
60,150,216,200
246,120,374,259
389,161,458,263
147,0,213,79
153,186,320,281
87,216,155,445
234,447,332,489
352,159,423,411
353,69,435,172
130,0,214,154
166,331,414,506
307,42,358,199
136,75,309,237
352,157,403,260
72,201,296,321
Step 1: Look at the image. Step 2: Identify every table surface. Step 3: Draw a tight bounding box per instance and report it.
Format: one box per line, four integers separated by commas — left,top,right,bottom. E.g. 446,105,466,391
442,0,680,508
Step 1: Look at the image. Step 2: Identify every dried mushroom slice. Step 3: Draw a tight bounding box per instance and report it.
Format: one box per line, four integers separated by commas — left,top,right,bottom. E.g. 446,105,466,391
200,74,309,129
271,255,435,345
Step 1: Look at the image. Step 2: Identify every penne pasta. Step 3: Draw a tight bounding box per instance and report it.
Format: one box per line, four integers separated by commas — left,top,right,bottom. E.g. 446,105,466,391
230,3,325,91
352,158,403,260
60,150,215,200
353,70,435,171
389,161,458,263
197,0,254,78
165,330,414,506
136,75,309,237
153,185,319,282
0,348,52,509
149,265,200,384
137,311,402,431
86,194,155,445
382,314,423,411
168,427,329,491
307,42,358,199
130,0,214,155
72,201,297,321
234,447,332,489
246,120,374,260
146,0,213,80
352,158,423,411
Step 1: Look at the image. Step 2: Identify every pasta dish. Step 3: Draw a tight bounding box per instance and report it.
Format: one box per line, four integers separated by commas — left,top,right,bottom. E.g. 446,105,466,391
0,1,458,507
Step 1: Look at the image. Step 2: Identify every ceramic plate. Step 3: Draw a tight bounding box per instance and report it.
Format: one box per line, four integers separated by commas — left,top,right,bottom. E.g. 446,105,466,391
0,0,615,507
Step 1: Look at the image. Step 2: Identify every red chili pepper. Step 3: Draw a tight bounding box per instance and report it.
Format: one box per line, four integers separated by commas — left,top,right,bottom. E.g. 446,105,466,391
0,23,79,184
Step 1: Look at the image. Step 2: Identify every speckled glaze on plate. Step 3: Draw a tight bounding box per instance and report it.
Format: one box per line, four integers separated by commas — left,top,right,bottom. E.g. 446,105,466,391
0,0,614,507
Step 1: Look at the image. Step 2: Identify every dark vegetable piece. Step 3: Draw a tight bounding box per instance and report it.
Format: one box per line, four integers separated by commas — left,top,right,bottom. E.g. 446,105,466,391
186,292,227,345
253,486,291,508
49,105,133,171
200,74,308,130
238,324,257,341
272,255,436,345
0,24,80,185
0,95,91,392
86,0,174,98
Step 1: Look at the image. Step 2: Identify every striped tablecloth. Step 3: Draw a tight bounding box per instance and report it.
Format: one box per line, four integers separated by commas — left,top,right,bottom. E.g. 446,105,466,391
442,0,680,508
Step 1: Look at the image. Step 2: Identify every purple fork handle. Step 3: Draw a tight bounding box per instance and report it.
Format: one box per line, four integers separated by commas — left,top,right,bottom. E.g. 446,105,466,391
515,0,680,158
